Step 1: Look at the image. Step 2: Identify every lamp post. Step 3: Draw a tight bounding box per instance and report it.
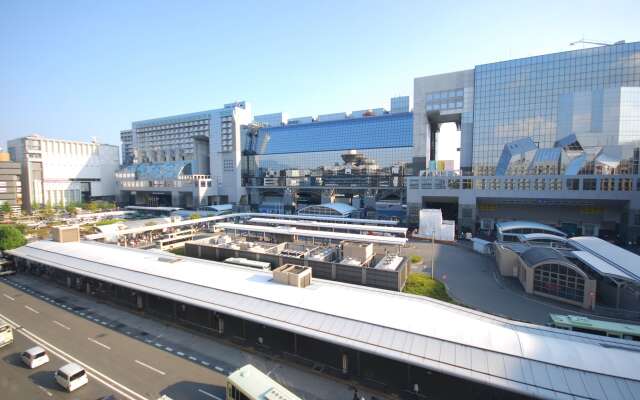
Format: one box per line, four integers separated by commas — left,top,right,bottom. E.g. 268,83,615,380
431,229,435,279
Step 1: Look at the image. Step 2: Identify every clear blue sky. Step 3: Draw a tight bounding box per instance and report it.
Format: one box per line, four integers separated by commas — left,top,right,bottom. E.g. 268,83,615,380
1,0,638,148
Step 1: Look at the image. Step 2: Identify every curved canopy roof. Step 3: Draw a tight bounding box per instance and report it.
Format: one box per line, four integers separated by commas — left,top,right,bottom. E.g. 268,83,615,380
496,221,567,238
520,247,569,268
297,203,356,217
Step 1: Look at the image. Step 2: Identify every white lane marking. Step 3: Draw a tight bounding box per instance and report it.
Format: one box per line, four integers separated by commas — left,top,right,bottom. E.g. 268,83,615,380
52,320,71,330
37,384,53,397
0,312,147,400
214,366,224,373
3,293,15,301
134,359,166,376
25,305,40,314
197,389,223,400
88,337,111,350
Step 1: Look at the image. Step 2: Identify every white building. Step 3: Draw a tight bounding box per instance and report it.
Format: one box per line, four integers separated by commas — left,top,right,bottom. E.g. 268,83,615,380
7,135,119,212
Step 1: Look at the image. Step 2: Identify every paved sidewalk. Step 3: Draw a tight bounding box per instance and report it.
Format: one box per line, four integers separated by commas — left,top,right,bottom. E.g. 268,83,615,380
4,275,392,400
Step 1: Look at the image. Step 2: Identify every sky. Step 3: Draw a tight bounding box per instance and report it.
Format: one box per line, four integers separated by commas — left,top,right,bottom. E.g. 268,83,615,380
1,0,638,151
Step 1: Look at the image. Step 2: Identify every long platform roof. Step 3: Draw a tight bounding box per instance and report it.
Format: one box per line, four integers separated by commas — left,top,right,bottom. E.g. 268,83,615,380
85,212,398,240
9,240,640,399
248,218,407,235
217,222,408,245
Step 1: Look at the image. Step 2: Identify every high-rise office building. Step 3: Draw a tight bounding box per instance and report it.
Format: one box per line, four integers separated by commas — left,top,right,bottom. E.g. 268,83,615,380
7,135,119,212
116,102,252,207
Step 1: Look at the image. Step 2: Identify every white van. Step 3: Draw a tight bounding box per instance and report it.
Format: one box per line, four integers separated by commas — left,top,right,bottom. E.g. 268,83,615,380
0,319,13,348
20,346,50,368
55,363,88,392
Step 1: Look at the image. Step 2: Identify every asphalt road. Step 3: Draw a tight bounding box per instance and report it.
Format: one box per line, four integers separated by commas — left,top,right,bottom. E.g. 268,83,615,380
0,279,226,400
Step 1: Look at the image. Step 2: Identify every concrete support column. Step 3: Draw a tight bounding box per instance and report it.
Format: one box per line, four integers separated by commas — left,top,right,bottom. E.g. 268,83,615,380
171,191,180,207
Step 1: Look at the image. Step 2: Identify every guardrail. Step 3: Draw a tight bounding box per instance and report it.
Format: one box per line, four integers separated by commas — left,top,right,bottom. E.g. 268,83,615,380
407,174,638,193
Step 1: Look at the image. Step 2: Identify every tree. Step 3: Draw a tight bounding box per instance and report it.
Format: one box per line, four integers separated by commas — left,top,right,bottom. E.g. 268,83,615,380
0,225,27,251
1,202,11,215
65,202,79,215
189,212,201,220
31,202,41,212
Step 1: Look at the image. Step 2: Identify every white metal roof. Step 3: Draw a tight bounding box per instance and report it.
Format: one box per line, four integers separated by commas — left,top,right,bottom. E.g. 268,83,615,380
125,206,183,212
571,251,634,281
297,203,355,216
520,233,568,243
248,218,407,235
9,240,640,399
570,236,640,282
496,221,567,237
85,212,398,240
217,222,407,245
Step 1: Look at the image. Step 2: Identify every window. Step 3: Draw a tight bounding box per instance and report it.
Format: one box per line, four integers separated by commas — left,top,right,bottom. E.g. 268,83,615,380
582,179,596,190
224,160,235,171
533,264,585,303
70,370,86,381
566,178,579,190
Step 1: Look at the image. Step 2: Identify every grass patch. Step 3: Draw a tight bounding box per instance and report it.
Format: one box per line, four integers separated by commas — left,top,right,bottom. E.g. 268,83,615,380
168,247,185,256
95,218,125,226
409,255,423,264
403,273,453,303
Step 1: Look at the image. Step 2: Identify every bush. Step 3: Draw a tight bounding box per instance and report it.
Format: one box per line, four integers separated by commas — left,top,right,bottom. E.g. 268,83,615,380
0,224,27,251
403,273,453,303
409,255,423,264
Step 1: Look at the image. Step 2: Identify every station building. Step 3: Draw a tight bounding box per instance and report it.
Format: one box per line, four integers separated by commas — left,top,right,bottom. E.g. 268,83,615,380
8,238,640,400
409,41,640,242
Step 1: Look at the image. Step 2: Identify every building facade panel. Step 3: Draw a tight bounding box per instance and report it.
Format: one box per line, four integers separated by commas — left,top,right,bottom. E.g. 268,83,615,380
472,42,640,175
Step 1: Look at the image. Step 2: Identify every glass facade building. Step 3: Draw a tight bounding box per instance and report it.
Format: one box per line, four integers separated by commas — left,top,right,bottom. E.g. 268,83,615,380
473,41,640,174
242,112,413,187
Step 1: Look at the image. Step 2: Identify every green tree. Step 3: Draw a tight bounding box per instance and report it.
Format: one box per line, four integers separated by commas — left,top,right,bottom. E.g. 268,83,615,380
0,225,27,251
31,202,41,212
65,202,79,215
1,202,11,214
189,212,201,220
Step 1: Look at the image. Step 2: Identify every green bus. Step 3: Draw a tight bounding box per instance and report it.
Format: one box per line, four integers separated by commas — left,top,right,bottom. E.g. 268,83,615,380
549,314,640,341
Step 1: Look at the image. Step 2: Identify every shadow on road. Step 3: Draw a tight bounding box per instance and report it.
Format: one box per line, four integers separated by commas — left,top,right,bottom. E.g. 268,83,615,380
28,369,64,392
2,352,27,369
162,380,225,399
